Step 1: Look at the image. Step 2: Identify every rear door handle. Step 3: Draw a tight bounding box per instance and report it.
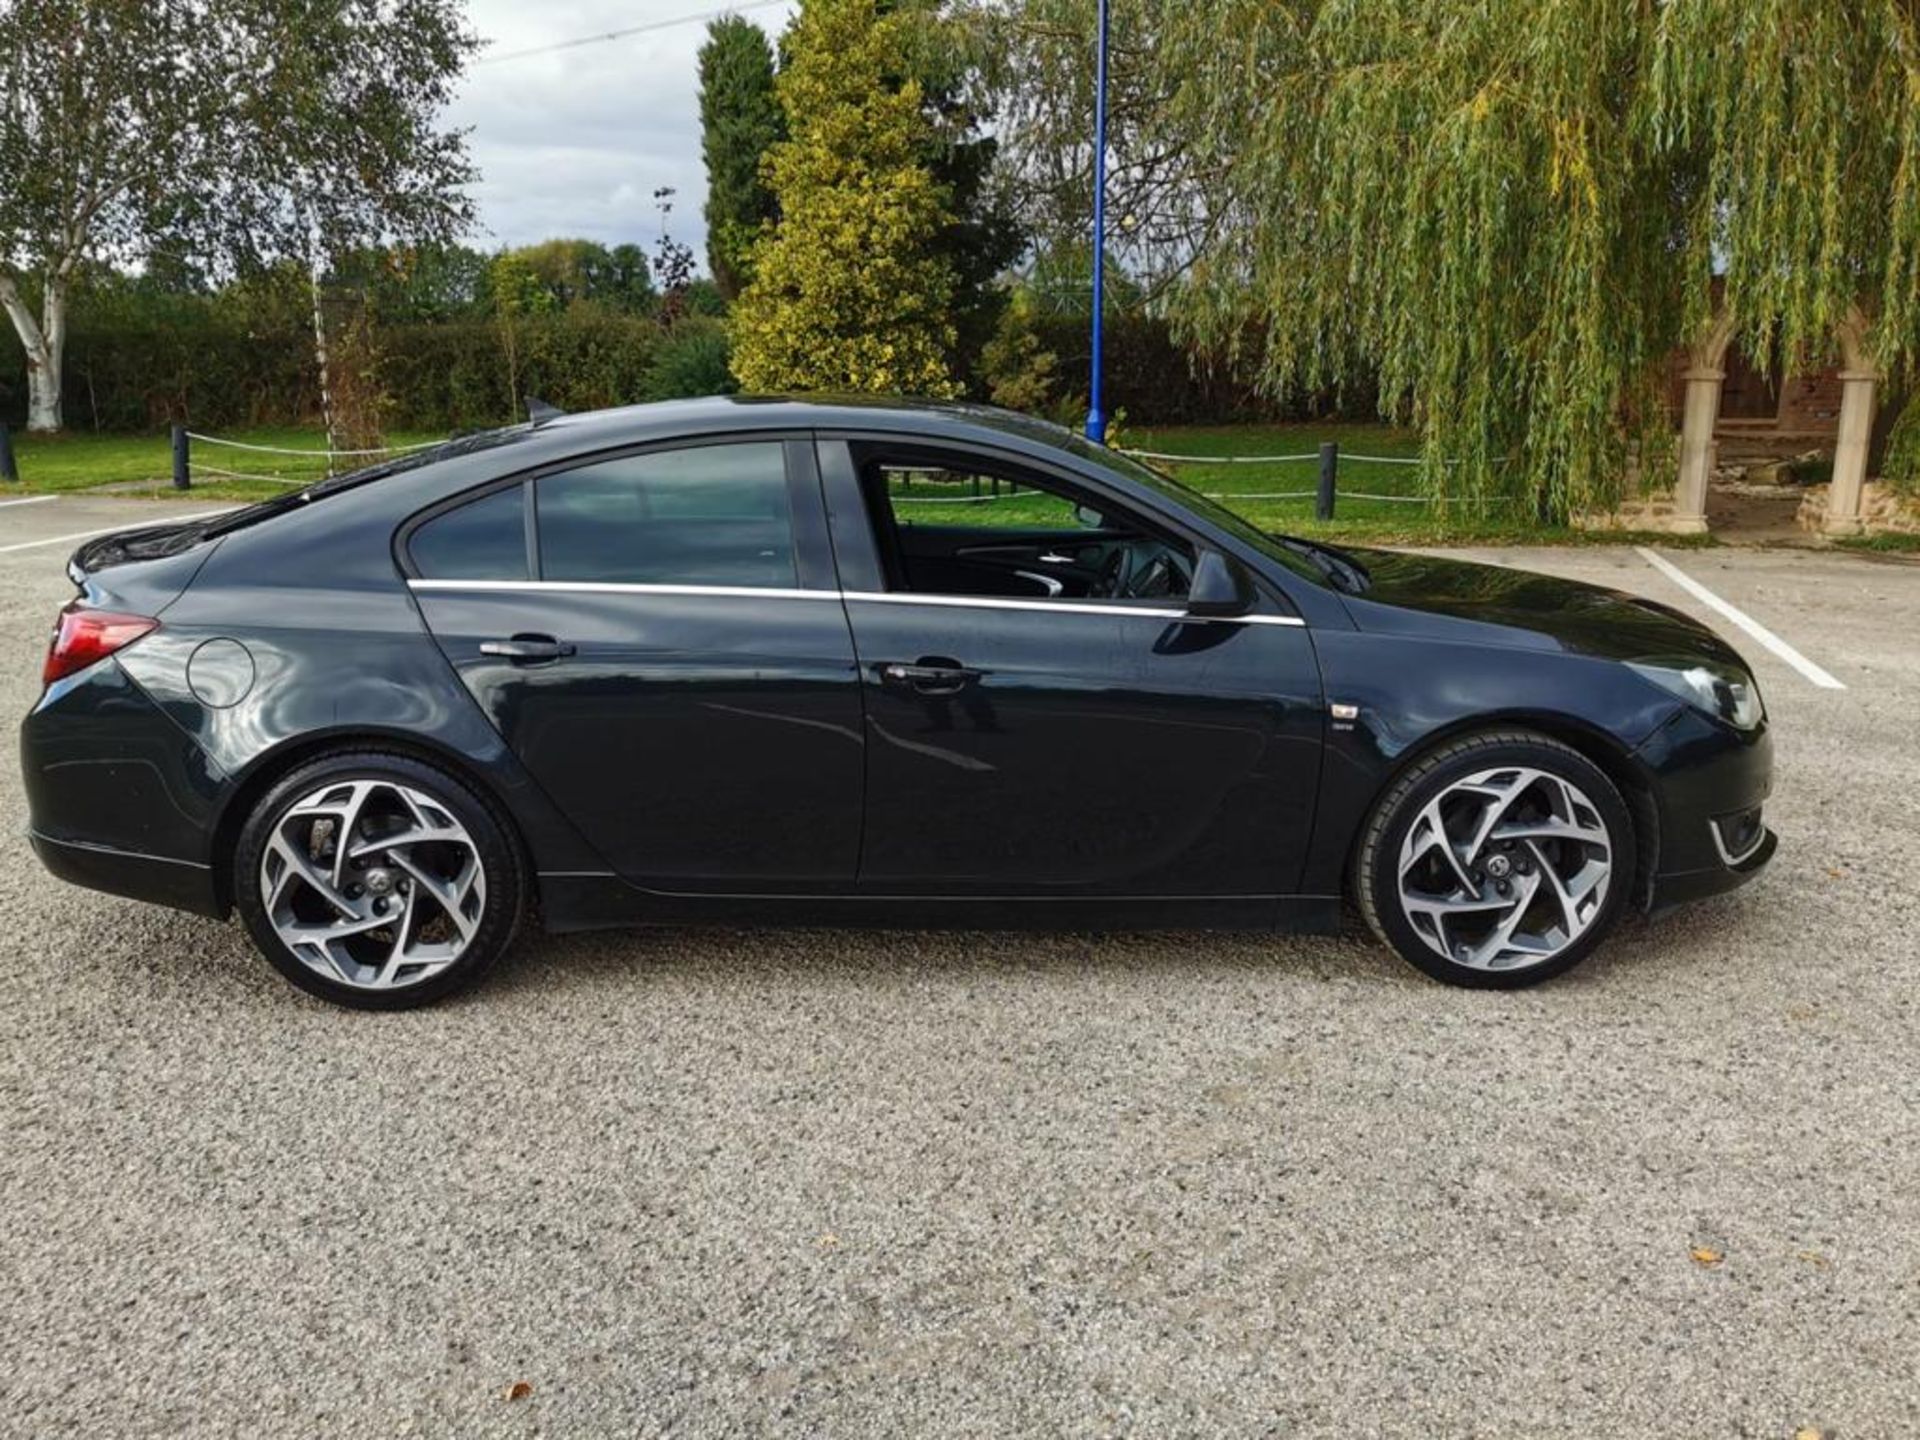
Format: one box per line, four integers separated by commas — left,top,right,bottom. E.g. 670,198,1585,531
479,634,575,662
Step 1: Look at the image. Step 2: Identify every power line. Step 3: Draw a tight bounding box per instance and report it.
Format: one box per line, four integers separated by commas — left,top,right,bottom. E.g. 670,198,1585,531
475,0,791,66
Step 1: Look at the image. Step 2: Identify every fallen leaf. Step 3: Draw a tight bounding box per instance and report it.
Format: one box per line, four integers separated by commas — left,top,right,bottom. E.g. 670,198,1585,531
1794,1427,1825,1440
503,1381,533,1402
1825,868,1844,879
816,1232,840,1249
1796,1250,1831,1269
1689,1246,1724,1267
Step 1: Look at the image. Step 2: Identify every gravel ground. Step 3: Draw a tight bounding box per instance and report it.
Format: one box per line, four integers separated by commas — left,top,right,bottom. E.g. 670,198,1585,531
1,498,1915,1438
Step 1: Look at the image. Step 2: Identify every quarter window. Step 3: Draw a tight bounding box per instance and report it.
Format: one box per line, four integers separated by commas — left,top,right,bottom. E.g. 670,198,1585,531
409,484,528,580
536,443,795,587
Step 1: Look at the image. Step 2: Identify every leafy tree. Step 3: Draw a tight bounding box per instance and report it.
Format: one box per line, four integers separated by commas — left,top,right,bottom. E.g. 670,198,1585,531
987,0,1920,518
498,239,657,314
732,0,960,397
699,16,785,299
214,0,476,450
651,188,700,328
898,2,1027,388
0,0,475,435
964,0,1203,305
345,243,494,325
603,244,658,314
0,2,234,431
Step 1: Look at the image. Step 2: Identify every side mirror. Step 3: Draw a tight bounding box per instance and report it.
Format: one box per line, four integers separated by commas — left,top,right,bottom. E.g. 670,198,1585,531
1186,549,1255,618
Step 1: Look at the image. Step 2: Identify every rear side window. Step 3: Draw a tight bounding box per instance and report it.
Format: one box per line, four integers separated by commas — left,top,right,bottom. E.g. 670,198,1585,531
409,484,527,579
536,443,794,587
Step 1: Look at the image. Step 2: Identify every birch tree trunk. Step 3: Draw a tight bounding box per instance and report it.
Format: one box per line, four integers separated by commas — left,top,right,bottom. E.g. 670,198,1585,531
306,220,340,473
0,274,65,432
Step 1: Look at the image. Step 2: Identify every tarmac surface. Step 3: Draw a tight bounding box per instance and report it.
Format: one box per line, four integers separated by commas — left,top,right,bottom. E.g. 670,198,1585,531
1,493,1915,1437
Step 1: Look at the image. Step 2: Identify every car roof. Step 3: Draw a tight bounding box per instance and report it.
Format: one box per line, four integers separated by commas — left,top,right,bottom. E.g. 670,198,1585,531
530,394,1090,455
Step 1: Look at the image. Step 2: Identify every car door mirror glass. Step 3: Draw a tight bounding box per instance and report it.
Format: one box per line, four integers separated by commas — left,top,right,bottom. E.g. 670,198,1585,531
1186,549,1255,618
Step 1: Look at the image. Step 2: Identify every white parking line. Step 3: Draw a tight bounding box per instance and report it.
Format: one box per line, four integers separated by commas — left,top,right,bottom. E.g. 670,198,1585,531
0,494,56,509
1634,546,1845,690
0,509,241,557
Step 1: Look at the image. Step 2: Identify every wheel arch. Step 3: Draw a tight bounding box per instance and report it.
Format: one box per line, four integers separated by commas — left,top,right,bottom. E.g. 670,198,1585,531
1344,710,1662,908
208,727,537,915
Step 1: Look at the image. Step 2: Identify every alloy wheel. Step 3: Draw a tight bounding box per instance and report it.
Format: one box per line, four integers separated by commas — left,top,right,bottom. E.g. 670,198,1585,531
258,778,486,992
1395,765,1613,972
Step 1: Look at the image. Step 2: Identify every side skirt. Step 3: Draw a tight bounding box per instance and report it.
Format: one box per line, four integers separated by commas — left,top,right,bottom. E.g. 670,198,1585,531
536,874,1344,936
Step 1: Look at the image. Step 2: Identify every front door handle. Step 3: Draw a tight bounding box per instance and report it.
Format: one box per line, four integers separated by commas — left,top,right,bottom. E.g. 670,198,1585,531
480,634,575,663
877,659,983,695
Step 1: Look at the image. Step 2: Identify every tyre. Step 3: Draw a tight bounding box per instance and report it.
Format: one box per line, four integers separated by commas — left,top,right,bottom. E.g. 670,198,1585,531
1355,729,1636,988
233,751,527,1009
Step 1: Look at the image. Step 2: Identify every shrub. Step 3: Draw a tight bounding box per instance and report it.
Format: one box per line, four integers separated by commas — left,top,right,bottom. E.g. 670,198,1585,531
645,320,737,401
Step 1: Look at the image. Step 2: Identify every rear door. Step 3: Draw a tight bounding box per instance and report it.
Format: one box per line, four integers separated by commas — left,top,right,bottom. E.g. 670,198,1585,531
405,436,865,893
818,436,1326,897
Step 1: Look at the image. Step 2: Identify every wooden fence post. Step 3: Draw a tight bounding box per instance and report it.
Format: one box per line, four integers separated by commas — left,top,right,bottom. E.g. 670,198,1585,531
171,424,190,491
1317,441,1338,520
0,424,17,484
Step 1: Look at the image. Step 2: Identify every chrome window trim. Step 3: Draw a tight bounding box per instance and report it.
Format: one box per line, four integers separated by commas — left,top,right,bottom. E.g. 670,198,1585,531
842,591,1305,625
405,577,1307,626
408,578,834,601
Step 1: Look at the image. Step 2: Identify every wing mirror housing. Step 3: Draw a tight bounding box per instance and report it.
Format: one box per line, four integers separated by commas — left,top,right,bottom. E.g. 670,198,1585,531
1186,549,1256,618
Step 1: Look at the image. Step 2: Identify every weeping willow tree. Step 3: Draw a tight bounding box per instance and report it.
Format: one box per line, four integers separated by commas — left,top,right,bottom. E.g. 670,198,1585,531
984,0,1920,517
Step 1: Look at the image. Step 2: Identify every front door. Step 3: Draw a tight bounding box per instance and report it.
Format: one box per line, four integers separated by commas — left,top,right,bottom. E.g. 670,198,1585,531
407,437,864,892
819,438,1325,897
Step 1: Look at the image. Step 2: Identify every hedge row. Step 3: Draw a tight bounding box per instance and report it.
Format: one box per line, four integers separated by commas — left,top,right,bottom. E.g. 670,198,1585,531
0,297,701,434
1019,311,1376,426
1,289,1363,433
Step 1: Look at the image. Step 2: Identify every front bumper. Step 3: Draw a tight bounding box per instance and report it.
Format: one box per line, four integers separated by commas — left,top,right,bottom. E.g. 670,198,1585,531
1635,703,1776,912
1647,823,1776,912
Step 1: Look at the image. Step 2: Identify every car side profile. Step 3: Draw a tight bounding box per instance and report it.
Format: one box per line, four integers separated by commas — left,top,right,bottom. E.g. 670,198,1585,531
22,397,1774,1007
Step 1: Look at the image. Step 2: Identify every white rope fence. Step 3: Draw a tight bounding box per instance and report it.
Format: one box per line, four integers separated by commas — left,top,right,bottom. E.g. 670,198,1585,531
889,444,1523,512
173,426,1518,513
184,432,444,457
1123,448,1322,465
167,426,451,490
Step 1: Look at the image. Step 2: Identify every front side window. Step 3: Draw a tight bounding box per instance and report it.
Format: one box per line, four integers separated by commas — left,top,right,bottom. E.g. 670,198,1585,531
857,446,1194,605
409,483,527,580
536,442,795,587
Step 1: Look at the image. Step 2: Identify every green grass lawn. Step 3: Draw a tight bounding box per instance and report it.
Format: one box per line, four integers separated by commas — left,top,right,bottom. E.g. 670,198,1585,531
2,425,449,501
1123,422,1596,545
2,419,1705,548
896,421,1705,547
1834,530,1920,553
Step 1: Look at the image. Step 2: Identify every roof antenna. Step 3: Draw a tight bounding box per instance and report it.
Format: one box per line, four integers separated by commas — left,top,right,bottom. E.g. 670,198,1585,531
527,397,566,427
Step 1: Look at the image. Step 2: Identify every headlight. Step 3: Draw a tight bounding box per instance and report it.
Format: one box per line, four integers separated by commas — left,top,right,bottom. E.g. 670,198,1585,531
1626,658,1765,730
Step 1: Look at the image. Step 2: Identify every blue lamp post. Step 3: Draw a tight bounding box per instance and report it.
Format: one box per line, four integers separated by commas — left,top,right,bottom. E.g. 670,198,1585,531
1084,0,1111,444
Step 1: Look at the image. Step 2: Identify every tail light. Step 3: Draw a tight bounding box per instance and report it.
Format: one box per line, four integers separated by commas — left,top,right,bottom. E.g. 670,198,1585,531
44,604,158,686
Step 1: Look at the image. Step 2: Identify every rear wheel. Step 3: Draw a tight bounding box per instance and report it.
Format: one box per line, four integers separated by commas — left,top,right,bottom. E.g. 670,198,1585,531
233,751,527,1009
1356,730,1635,988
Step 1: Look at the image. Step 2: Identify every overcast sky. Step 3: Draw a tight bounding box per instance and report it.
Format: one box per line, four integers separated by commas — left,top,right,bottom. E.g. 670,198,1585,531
449,0,800,264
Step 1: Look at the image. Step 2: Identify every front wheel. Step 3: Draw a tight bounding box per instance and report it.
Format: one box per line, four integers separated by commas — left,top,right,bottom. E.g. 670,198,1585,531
233,752,527,1009
1356,730,1636,988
